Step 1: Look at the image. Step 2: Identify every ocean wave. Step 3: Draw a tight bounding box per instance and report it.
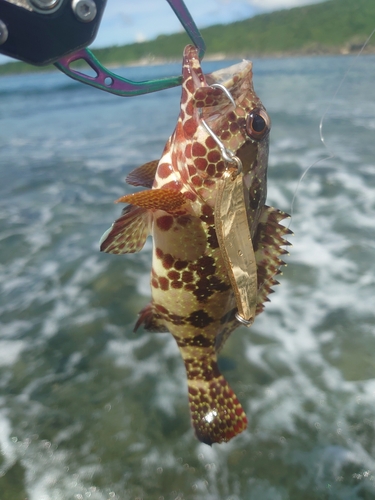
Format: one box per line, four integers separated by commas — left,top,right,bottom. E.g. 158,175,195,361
1,54,375,498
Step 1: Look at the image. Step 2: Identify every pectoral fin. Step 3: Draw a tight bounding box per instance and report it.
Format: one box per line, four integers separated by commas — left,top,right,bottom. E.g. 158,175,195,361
126,160,159,188
116,189,187,214
100,205,151,254
134,302,169,333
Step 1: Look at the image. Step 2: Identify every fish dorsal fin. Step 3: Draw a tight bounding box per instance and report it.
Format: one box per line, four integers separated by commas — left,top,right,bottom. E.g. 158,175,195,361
116,189,187,214
254,205,292,314
126,160,159,189
214,207,291,353
99,205,151,254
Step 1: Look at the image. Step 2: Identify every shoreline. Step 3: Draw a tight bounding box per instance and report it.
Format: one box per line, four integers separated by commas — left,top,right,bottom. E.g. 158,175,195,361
125,45,375,67
1,46,375,78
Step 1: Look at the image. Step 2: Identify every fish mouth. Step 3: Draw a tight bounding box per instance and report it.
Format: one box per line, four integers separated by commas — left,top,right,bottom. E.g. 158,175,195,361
208,62,254,100
183,45,208,89
183,45,253,106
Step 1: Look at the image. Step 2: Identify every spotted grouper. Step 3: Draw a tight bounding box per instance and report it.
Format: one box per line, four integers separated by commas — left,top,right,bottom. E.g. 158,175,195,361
100,45,291,445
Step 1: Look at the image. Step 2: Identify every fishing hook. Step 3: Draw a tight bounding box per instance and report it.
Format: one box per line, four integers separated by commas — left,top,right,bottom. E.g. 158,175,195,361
199,84,243,175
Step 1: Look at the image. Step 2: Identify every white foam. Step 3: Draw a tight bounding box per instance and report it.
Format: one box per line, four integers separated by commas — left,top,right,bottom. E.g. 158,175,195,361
0,340,26,367
0,410,17,474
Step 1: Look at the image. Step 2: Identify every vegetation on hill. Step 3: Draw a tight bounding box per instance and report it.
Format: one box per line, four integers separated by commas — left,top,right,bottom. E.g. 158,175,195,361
0,0,374,76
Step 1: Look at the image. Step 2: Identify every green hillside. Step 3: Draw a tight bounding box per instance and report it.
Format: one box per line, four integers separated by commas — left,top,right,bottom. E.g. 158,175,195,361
202,0,375,56
0,0,374,76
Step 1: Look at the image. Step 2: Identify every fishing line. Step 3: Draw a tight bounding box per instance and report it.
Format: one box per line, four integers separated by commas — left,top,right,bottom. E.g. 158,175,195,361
287,27,375,228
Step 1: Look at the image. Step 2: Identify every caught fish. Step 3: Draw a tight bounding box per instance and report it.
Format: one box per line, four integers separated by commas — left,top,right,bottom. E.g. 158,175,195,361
100,45,291,445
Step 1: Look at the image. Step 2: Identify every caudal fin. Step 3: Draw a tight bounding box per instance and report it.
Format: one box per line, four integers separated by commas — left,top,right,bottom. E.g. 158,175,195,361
187,373,247,445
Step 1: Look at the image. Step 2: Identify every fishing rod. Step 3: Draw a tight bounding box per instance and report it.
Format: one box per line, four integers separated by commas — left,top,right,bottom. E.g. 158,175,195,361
0,0,205,95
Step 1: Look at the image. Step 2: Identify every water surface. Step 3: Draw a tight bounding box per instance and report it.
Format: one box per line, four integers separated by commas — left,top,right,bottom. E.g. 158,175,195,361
1,55,375,499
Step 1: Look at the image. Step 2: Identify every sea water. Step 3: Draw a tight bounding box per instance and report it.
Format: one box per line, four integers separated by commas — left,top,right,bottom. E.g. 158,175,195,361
0,55,375,499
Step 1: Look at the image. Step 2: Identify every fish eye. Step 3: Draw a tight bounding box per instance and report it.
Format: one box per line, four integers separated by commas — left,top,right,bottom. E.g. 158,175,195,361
246,108,270,140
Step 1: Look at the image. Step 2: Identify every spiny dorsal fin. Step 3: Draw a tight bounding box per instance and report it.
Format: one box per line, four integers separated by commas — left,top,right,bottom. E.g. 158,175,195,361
215,206,291,353
126,160,159,189
254,205,292,314
99,205,151,254
115,188,187,214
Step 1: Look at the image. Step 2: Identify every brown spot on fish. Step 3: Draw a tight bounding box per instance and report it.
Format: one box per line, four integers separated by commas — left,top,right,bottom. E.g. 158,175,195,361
183,118,197,138
197,256,216,276
207,226,219,249
207,275,231,293
188,164,197,176
192,142,206,157
195,157,208,171
174,259,188,271
205,135,216,149
186,100,194,116
207,150,221,163
206,164,215,177
167,270,180,280
156,215,174,231
184,144,192,158
216,160,226,172
162,253,174,269
159,277,169,291
158,162,173,179
202,204,213,217
184,191,197,202
163,180,183,191
193,281,214,302
187,310,214,328
184,283,196,292
191,175,203,187
171,280,183,289
168,314,185,325
230,122,240,133
181,270,194,283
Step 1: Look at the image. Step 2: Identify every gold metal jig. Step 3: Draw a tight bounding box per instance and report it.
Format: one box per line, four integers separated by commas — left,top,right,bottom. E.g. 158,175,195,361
199,84,257,326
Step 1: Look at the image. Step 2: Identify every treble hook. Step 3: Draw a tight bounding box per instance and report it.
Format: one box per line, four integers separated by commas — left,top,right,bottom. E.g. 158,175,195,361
55,0,206,97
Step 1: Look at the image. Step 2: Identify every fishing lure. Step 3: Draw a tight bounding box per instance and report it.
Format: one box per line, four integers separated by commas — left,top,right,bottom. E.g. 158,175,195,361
100,45,291,444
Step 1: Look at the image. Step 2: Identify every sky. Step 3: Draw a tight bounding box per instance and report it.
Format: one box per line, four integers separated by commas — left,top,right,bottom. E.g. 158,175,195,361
0,0,325,64
93,0,325,48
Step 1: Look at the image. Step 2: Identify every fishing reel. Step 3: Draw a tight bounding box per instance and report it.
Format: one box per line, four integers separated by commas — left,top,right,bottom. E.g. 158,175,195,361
0,0,107,65
0,0,205,96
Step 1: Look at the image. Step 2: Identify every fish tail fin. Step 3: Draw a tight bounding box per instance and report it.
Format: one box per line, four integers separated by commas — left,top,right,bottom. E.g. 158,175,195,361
184,357,247,445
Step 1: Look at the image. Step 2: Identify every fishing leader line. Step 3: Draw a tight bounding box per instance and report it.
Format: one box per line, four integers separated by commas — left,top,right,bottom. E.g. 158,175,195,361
287,26,375,230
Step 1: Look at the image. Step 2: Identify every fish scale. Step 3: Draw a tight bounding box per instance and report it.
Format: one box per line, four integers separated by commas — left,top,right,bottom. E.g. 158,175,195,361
100,45,291,445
